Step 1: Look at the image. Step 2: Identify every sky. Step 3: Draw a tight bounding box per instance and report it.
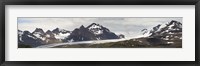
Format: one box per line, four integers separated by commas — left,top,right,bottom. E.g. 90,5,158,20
18,17,182,38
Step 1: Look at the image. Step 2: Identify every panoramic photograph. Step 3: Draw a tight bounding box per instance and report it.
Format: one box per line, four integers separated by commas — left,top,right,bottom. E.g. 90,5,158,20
18,17,182,48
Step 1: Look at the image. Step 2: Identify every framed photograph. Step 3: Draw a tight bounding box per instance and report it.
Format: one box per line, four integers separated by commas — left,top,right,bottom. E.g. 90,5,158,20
1,0,199,66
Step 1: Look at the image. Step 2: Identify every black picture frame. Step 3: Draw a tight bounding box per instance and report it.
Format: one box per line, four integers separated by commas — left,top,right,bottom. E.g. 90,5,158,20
0,0,199,66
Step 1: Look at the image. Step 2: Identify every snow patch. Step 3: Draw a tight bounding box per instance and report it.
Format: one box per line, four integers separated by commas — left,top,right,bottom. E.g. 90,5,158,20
169,32,174,34
163,37,169,40
88,24,104,35
167,42,174,44
18,31,24,36
93,30,103,35
33,33,45,40
33,32,43,35
54,33,70,39
27,35,37,39
18,31,24,42
88,24,101,29
46,35,50,37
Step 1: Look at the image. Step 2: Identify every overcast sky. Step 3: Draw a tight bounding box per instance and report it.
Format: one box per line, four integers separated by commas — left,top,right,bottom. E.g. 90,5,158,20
18,17,182,38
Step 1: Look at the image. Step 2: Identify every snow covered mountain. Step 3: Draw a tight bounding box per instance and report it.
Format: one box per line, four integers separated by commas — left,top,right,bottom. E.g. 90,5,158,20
18,30,44,47
32,28,71,40
86,23,120,39
18,23,124,47
32,28,46,41
63,23,121,42
18,28,71,47
63,25,97,42
36,20,183,48
52,28,71,39
18,20,182,48
142,20,182,37
87,23,108,35
141,20,182,45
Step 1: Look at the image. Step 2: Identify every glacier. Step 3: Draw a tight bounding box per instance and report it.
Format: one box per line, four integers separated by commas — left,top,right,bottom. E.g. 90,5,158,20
36,38,134,48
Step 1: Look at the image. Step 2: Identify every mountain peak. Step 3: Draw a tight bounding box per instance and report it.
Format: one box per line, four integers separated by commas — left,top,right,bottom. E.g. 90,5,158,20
167,20,181,25
36,28,42,29
86,23,101,29
85,23,113,35
53,27,61,32
80,25,85,27
32,28,45,35
18,30,23,32
53,28,66,31
52,28,70,35
165,20,182,31
23,30,31,34
91,23,100,25
80,25,85,29
34,28,44,32
46,30,52,34
142,20,182,37
55,27,59,30
86,23,104,35
34,28,44,31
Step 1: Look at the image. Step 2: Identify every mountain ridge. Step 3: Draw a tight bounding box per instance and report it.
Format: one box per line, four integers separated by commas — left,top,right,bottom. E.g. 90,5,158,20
18,23,124,47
